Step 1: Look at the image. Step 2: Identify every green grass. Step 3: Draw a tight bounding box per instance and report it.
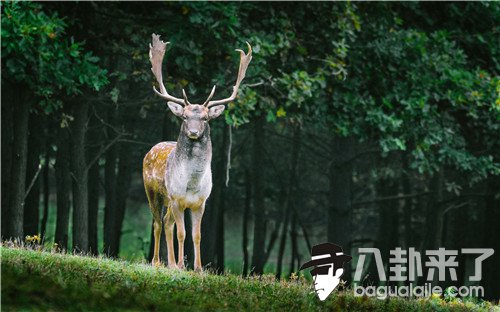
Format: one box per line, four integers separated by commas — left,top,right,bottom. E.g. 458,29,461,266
1,246,498,312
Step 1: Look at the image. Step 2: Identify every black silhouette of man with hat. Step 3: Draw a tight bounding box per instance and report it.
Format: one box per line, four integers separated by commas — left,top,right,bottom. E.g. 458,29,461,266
300,243,352,301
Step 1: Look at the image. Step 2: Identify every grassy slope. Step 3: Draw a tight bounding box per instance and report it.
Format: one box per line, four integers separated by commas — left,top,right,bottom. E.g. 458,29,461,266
1,247,497,312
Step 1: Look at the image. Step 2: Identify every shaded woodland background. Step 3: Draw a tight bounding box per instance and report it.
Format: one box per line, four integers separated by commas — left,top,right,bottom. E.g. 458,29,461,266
2,1,499,299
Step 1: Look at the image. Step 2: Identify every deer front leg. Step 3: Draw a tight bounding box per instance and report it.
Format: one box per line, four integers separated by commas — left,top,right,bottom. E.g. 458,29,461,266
171,203,186,269
191,204,205,272
163,206,177,269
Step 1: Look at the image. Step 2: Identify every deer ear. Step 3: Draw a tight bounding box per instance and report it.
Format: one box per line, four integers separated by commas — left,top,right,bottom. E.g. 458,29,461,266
167,102,184,117
208,105,225,119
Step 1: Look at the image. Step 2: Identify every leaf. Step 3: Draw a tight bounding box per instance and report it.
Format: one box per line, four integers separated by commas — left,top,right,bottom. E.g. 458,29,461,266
110,87,120,104
276,107,286,118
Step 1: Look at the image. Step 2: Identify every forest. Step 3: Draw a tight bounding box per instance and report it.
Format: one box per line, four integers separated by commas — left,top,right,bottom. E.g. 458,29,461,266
2,1,499,302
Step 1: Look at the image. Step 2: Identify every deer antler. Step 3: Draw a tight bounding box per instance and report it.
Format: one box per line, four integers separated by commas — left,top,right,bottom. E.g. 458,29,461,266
149,34,186,105
205,42,253,108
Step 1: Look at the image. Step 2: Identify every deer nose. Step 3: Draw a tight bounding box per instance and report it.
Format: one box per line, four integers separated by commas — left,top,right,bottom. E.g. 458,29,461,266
188,130,199,137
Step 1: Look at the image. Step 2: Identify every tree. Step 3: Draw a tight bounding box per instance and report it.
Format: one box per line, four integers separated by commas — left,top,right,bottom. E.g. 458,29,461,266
1,1,108,244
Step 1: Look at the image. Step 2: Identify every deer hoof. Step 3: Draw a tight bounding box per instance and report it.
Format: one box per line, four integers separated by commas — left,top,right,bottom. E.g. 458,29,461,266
167,263,178,269
194,266,203,273
177,262,185,270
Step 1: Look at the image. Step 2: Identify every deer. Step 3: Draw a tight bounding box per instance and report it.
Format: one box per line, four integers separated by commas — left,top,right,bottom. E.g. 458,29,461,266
143,34,252,271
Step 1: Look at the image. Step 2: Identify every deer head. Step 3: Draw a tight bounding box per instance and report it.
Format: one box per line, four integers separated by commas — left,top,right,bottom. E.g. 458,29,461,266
149,34,252,140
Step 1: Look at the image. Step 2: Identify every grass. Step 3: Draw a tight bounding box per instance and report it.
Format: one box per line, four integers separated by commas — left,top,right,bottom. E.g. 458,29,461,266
2,246,498,311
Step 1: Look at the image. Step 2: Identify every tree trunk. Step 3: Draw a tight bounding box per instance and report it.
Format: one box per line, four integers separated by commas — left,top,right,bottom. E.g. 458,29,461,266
402,153,413,248
1,82,14,238
109,143,134,257
7,87,30,241
327,136,354,281
55,126,71,250
70,101,90,252
242,170,251,277
88,159,100,255
288,209,298,276
40,146,50,241
422,169,444,285
482,178,500,300
327,136,353,247
251,117,266,275
215,125,229,272
276,126,301,279
103,107,118,256
24,113,42,237
433,170,446,250
423,170,444,251
87,112,100,255
374,177,399,286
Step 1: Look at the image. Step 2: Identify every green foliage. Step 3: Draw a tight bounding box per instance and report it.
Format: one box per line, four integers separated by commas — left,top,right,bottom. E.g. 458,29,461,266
325,5,500,182
3,246,495,312
1,1,108,113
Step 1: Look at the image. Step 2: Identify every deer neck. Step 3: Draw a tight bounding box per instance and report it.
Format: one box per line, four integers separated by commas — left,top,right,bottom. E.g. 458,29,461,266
173,123,212,172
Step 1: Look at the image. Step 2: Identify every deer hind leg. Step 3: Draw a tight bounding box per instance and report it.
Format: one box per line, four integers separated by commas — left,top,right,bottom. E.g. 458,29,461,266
171,202,186,269
191,203,206,272
146,188,162,266
163,201,177,269
152,219,162,266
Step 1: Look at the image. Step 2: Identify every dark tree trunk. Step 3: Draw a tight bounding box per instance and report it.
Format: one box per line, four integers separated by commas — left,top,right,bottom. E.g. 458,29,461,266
402,153,413,248
215,125,229,272
262,220,280,268
423,170,444,251
276,208,289,279
0,84,14,238
103,107,118,256
450,205,467,286
7,86,30,241
24,114,42,237
482,178,500,300
327,136,353,247
70,101,90,252
109,144,134,257
251,117,266,275
55,126,71,250
276,126,301,279
40,146,51,241
327,136,354,282
374,177,399,286
422,169,444,285
288,209,298,276
201,199,216,267
1,82,14,238
87,112,100,255
242,170,251,277
433,170,446,251
88,159,100,255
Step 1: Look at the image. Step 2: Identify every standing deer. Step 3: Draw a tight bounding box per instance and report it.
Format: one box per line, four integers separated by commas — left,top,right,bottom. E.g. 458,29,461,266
143,34,252,271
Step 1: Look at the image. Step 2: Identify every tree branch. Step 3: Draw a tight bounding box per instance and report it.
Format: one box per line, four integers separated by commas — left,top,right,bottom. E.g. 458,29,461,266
86,134,125,172
353,191,432,207
23,162,43,201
